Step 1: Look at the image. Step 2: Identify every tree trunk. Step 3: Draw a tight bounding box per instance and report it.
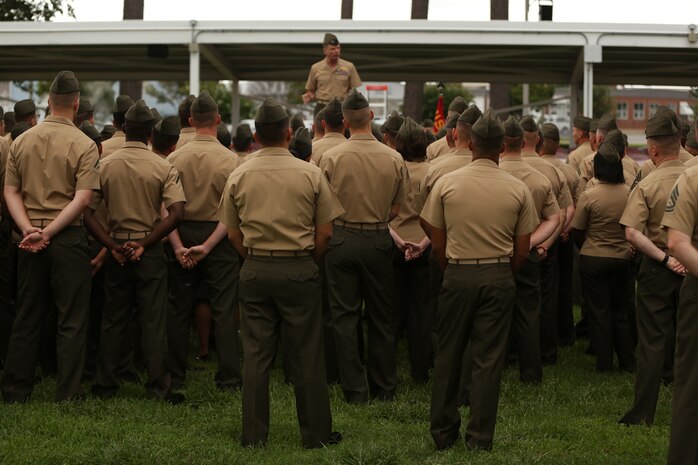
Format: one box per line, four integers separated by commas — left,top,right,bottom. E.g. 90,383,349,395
120,0,144,100
341,0,353,19
489,0,510,112
403,0,428,121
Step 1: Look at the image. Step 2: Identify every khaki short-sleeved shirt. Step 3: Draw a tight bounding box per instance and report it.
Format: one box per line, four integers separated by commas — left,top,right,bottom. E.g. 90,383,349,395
311,132,346,166
685,156,698,169
522,152,572,210
219,147,344,251
421,159,538,260
430,146,470,165
4,116,100,221
567,141,593,174
572,183,631,259
167,134,238,222
679,148,694,163
91,141,185,232
233,150,255,166
305,58,361,103
175,127,197,150
542,154,583,205
622,156,640,177
320,133,406,224
100,130,125,158
584,167,636,191
620,159,686,250
579,152,595,184
426,136,451,162
417,148,472,212
0,137,10,198
662,166,698,247
390,160,430,243
499,155,560,220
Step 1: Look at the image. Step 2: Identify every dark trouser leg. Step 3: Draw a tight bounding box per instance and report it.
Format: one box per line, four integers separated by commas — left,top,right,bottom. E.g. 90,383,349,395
134,244,171,400
510,257,542,383
540,242,559,364
557,238,576,346
167,257,198,388
239,259,280,446
404,250,433,383
0,220,14,368
581,256,614,371
609,259,635,371
320,259,339,383
84,241,105,382
39,304,57,376
623,257,682,425
667,275,698,465
1,249,50,402
359,230,397,399
326,227,368,402
627,255,641,347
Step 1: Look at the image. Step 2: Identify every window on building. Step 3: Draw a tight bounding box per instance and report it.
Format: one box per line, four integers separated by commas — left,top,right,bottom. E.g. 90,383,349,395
617,102,628,120
633,102,645,120
649,102,658,117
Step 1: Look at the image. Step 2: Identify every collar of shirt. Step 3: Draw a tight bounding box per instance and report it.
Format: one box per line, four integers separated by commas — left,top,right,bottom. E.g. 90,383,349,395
181,127,196,134
324,132,346,139
43,115,76,127
192,134,219,143
500,154,524,162
521,151,539,159
541,154,558,161
121,141,150,150
469,158,499,168
348,133,376,142
451,148,472,157
112,130,125,138
654,158,685,170
254,147,294,158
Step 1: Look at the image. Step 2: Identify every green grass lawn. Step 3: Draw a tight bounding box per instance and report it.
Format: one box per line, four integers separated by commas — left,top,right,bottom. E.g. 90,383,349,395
0,336,672,465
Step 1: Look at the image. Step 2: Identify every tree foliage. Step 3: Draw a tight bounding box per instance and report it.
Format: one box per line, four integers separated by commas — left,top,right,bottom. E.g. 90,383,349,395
419,84,474,123
592,85,612,119
0,0,74,21
145,81,256,122
509,84,556,112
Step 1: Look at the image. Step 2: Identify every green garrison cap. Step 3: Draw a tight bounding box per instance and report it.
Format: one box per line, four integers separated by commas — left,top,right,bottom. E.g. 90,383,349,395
396,116,422,144
323,33,339,46
573,115,591,131
605,129,626,153
589,119,599,132
154,116,181,137
448,96,468,114
596,141,620,163
125,100,154,124
79,121,102,144
383,111,404,134
445,113,460,130
78,97,93,114
680,121,691,137
114,95,135,113
342,89,369,111
255,98,288,124
645,114,678,138
686,127,698,150
541,123,560,142
191,90,218,114
458,104,482,125
598,114,618,131
11,122,31,140
216,123,231,145
14,99,36,118
234,123,253,139
421,118,434,129
150,108,162,124
290,127,312,155
100,124,116,139
290,114,305,132
4,111,15,127
435,126,447,139
49,71,80,94
472,111,505,140
520,115,539,132
314,108,326,124
503,115,523,138
371,121,383,140
325,96,343,115
655,105,680,129
0,107,3,118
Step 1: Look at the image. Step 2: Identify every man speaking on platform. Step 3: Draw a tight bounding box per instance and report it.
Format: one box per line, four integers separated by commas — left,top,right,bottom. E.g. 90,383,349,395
303,33,362,114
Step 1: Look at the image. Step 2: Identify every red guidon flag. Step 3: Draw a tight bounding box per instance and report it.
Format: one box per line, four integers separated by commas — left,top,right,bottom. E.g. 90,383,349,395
433,94,445,133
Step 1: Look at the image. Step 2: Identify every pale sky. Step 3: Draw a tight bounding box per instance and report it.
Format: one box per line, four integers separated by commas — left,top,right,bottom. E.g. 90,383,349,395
53,0,698,24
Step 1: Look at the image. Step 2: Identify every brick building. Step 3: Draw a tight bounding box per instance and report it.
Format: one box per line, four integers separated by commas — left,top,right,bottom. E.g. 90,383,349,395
612,87,695,131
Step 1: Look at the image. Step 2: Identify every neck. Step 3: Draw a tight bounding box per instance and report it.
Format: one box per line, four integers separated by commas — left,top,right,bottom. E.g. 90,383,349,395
654,155,680,166
455,139,470,150
195,125,217,137
326,56,339,66
472,154,499,165
125,136,148,144
349,126,372,135
51,109,74,120
577,137,589,145
501,150,521,159
542,151,556,156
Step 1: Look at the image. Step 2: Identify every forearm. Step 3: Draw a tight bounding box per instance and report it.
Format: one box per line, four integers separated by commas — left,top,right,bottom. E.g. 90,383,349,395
200,222,228,252
84,209,121,251
388,204,400,222
540,211,566,249
42,190,92,239
671,241,698,276
530,217,559,249
625,228,665,262
563,205,575,232
227,228,247,258
4,188,32,234
313,233,331,263
142,215,181,249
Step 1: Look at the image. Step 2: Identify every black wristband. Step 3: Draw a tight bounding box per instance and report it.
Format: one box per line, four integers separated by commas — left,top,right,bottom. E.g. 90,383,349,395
661,254,670,266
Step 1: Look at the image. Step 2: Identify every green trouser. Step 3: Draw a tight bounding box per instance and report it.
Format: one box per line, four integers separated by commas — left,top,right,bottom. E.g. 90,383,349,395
557,238,576,346
430,263,515,451
239,256,332,448
623,256,683,425
579,256,635,372
667,274,698,465
325,226,397,402
167,221,241,388
1,226,91,402
94,241,170,400
392,246,433,383
510,254,543,383
0,236,16,368
540,242,559,364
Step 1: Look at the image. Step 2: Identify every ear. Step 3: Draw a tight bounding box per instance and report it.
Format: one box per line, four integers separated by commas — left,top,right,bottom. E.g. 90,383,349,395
521,139,527,149
215,113,222,125
451,128,458,141
253,132,260,144
468,140,474,152
188,116,194,127
321,120,327,130
369,110,374,121
286,127,293,142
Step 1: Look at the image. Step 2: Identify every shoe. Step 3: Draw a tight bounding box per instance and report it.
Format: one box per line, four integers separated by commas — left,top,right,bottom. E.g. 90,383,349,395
435,435,459,451
91,385,117,400
216,383,242,394
465,438,493,452
196,354,211,362
164,392,186,405
618,414,643,426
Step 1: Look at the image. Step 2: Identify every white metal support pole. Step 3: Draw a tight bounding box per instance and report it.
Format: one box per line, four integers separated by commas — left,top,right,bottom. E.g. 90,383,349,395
583,62,593,117
522,83,530,113
189,42,200,96
569,83,579,148
231,78,240,127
